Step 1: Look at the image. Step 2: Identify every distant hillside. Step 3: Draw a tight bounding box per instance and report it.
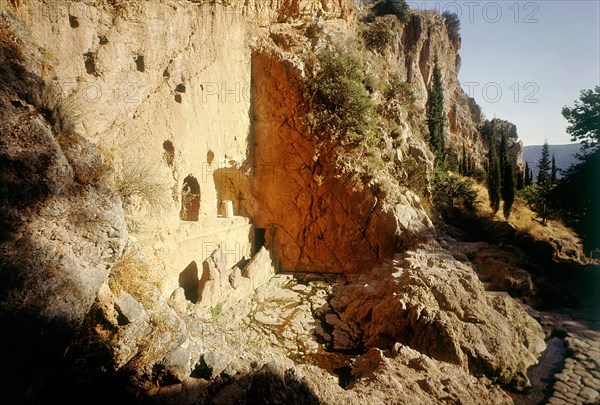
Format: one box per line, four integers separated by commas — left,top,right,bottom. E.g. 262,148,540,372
523,143,583,178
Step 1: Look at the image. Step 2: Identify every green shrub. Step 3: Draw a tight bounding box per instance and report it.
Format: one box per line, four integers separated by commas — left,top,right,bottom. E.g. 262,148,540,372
432,169,477,211
362,19,393,54
399,156,428,197
209,302,223,321
384,75,416,106
442,11,461,44
309,51,377,147
363,72,383,94
373,0,410,22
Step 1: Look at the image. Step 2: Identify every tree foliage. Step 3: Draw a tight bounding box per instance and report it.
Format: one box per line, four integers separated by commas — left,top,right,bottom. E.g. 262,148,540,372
442,11,461,44
487,131,501,214
561,86,600,148
482,118,518,216
309,51,377,146
500,131,516,218
536,141,551,186
550,148,600,252
433,168,477,212
426,58,445,165
524,140,554,224
362,18,394,54
549,87,600,252
522,184,553,224
372,0,410,22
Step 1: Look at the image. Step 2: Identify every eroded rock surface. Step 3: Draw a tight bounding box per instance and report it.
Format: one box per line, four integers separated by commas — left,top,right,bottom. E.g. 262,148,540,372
0,14,127,401
324,248,546,390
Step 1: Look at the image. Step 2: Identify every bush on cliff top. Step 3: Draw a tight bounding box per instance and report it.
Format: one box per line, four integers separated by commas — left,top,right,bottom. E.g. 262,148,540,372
308,51,377,147
362,18,394,54
442,11,461,44
372,0,410,22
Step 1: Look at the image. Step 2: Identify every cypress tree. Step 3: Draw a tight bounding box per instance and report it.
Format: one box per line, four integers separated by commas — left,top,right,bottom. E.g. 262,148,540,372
524,162,531,186
461,144,468,175
551,154,557,183
499,131,516,218
502,160,516,218
516,167,524,190
535,141,553,223
487,128,501,214
427,57,446,165
529,167,534,185
537,141,551,186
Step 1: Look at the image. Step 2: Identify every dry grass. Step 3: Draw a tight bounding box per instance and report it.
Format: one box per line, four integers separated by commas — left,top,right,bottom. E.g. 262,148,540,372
28,81,86,138
108,250,163,309
108,249,183,362
114,158,167,212
472,182,582,248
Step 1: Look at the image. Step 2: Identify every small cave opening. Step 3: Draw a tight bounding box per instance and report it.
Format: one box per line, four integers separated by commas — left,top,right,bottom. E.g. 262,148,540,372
207,150,215,165
178,261,199,303
162,140,175,166
98,35,108,45
175,93,182,103
83,52,97,76
175,83,186,93
69,15,79,28
253,228,266,255
180,175,200,221
134,55,145,72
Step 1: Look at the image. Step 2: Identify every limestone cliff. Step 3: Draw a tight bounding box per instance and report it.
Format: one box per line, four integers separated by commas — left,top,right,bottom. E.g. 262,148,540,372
0,9,127,400
0,1,551,404
1,0,492,276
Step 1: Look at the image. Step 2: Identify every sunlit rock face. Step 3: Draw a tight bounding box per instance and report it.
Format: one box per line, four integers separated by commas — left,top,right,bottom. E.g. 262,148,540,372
7,0,487,276
0,1,554,404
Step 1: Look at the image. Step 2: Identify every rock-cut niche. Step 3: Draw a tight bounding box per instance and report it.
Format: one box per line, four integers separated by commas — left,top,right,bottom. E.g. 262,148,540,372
179,261,199,303
180,175,200,221
163,140,175,166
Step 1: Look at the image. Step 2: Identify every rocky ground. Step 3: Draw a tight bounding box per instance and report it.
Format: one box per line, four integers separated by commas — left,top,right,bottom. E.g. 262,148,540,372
75,238,583,404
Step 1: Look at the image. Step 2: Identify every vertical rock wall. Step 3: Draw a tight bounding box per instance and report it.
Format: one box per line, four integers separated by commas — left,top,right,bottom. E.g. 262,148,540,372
8,0,258,292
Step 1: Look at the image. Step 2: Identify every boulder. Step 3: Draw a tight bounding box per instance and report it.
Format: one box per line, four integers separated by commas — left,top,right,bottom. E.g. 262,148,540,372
327,246,546,390
115,291,146,324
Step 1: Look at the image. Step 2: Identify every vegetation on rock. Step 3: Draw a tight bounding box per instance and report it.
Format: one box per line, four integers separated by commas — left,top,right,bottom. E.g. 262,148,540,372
308,51,377,147
442,11,461,44
372,0,410,22
426,58,446,166
362,18,394,54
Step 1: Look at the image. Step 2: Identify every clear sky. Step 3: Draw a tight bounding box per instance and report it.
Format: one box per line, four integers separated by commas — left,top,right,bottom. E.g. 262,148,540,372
409,0,600,146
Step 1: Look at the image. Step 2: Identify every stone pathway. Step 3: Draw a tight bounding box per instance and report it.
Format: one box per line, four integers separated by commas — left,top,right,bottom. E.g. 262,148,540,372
529,308,600,404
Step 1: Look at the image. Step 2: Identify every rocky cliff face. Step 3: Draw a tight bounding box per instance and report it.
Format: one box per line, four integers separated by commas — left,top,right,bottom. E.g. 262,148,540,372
0,1,553,403
250,48,434,272
0,10,127,400
3,0,490,276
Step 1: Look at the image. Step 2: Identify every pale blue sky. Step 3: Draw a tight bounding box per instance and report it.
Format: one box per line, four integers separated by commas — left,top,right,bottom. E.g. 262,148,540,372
409,1,600,146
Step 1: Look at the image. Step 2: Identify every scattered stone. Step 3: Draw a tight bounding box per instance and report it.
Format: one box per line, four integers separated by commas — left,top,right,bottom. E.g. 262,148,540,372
199,351,232,379
115,291,146,323
163,347,191,381
170,287,189,313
